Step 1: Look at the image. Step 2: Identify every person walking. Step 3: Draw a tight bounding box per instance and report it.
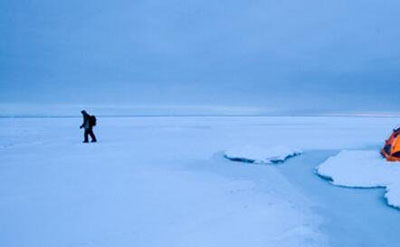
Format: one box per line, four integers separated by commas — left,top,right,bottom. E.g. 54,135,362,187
80,110,97,143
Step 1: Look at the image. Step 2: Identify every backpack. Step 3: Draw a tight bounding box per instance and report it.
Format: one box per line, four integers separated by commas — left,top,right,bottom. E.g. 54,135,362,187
89,115,97,127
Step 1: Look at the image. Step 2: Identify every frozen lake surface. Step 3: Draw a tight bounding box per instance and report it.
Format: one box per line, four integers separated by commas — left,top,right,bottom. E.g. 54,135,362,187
1,116,400,246
316,150,400,208
277,151,400,247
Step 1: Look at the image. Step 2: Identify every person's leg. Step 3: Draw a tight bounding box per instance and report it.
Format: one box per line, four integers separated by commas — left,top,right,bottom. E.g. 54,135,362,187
83,129,89,143
89,128,97,142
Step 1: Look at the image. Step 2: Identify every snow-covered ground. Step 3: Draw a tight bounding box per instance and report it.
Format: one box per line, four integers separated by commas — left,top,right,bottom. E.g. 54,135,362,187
316,150,400,208
224,145,301,164
1,116,399,247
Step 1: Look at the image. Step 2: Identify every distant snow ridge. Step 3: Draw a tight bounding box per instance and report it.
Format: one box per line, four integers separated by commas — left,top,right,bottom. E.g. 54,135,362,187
316,150,400,209
224,146,302,164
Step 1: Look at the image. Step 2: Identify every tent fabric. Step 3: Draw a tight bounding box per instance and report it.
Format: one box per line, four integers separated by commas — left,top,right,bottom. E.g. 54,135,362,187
381,129,400,162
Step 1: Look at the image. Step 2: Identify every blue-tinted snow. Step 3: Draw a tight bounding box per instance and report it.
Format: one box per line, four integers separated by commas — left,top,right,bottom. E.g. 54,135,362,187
2,116,400,246
316,150,400,208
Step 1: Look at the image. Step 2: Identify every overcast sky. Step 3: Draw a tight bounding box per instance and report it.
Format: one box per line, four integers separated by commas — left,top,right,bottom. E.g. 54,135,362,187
1,0,400,113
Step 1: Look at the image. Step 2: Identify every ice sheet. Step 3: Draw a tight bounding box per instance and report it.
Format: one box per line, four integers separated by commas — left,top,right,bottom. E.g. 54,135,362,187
316,150,400,208
224,145,302,164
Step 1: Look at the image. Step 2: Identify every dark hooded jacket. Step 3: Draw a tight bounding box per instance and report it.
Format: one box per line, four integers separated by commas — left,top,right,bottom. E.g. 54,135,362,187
80,111,91,130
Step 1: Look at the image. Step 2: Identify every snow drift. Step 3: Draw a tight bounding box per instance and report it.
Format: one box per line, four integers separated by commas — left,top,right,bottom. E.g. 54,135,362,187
224,146,302,164
316,150,400,208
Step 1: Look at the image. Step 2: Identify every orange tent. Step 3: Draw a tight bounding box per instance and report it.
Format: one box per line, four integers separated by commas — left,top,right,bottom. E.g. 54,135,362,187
381,128,400,162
